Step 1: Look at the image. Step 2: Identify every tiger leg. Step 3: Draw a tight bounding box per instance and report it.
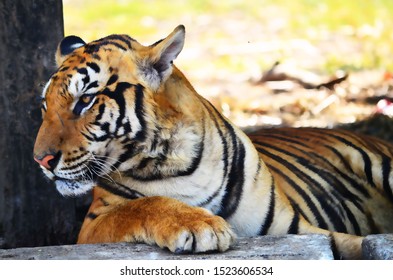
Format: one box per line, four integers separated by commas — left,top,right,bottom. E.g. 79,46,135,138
330,232,363,260
78,187,236,253
299,222,363,259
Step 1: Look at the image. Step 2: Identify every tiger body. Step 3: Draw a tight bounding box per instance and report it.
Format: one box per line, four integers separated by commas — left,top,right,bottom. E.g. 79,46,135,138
33,26,393,259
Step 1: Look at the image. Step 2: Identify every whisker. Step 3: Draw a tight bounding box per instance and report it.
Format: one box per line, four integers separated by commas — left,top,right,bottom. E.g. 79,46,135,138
90,153,122,177
81,162,94,181
86,153,120,185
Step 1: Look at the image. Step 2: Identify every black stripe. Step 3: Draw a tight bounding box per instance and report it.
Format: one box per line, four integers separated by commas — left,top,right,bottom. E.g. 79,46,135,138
287,208,299,234
256,141,348,232
335,129,370,148
191,233,197,252
259,134,366,211
114,83,129,136
91,122,110,142
382,156,393,202
59,66,69,72
309,131,376,188
106,74,119,86
288,197,311,224
76,67,88,75
258,181,275,235
85,81,99,91
261,157,329,229
258,133,365,202
76,67,90,88
101,41,127,51
202,101,230,179
274,133,363,235
263,129,353,175
87,62,100,73
84,41,127,54
104,34,134,48
202,99,245,218
81,131,94,142
97,178,145,200
87,212,98,220
216,133,245,219
100,82,133,140
137,157,155,170
116,142,140,168
329,233,341,260
304,151,365,209
59,166,86,176
149,129,161,153
350,133,393,202
134,84,147,141
340,201,362,235
196,101,230,208
63,152,89,163
149,38,164,47
322,144,370,198
255,133,369,203
94,103,106,122
297,153,363,235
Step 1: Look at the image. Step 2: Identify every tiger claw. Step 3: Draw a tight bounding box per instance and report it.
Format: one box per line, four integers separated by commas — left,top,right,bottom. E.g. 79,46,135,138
161,215,236,254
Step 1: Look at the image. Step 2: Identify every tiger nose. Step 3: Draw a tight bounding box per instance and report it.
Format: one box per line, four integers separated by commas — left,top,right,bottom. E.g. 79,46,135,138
34,152,61,171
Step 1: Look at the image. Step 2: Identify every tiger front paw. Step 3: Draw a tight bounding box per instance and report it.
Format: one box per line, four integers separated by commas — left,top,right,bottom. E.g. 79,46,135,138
78,194,236,254
147,198,236,253
161,213,236,254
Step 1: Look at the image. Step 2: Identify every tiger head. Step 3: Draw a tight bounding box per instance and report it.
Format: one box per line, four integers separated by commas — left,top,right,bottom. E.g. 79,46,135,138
33,25,191,196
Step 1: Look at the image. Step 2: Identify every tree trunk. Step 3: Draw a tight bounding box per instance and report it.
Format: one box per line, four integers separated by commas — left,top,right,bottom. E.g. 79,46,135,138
0,0,87,248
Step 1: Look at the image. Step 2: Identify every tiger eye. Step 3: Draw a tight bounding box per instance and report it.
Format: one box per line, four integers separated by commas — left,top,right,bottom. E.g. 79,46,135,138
81,95,93,104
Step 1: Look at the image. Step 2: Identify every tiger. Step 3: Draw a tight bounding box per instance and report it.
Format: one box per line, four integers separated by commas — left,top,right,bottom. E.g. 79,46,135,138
33,25,393,259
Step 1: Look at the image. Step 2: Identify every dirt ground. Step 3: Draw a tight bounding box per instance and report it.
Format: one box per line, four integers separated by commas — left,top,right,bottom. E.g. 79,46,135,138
158,14,393,143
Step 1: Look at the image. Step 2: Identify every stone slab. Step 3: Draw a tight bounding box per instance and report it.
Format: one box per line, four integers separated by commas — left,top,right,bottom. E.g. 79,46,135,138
362,234,393,260
0,234,333,260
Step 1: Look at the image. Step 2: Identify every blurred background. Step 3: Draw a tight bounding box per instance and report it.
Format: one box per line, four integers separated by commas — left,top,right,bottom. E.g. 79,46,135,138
64,0,393,133
2,0,393,250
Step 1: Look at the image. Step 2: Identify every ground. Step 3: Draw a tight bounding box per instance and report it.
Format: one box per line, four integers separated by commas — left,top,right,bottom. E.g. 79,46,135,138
63,1,393,142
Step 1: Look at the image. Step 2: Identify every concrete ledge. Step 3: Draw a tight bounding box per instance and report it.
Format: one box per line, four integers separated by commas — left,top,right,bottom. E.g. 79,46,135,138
362,234,393,260
0,234,333,260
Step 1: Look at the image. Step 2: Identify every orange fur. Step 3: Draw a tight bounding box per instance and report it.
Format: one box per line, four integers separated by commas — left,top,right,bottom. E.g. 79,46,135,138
78,187,235,253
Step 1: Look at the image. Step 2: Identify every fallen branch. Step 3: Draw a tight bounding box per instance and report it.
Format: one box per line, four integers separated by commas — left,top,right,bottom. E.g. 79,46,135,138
257,61,348,90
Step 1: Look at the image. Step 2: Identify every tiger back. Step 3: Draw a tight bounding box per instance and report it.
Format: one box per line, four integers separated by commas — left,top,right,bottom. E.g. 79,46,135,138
33,25,393,259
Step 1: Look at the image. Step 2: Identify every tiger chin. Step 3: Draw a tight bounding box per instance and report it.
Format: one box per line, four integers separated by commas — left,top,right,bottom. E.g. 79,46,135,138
33,25,393,259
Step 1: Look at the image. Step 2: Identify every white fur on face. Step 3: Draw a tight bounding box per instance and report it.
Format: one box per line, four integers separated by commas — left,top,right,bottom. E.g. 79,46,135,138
55,179,95,196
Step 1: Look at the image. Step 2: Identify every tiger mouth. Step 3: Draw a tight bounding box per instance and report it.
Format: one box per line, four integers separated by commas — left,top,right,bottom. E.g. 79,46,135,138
47,154,118,196
51,156,108,193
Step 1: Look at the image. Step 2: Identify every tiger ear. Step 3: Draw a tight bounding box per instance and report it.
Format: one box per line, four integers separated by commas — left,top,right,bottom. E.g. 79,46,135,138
141,25,185,90
55,35,86,67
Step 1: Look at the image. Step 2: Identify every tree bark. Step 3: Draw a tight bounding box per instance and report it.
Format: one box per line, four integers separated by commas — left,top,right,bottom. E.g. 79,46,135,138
0,0,86,248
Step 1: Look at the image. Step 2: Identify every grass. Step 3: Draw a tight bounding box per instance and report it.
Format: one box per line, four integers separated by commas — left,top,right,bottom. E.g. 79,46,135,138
63,0,217,40
63,0,393,72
